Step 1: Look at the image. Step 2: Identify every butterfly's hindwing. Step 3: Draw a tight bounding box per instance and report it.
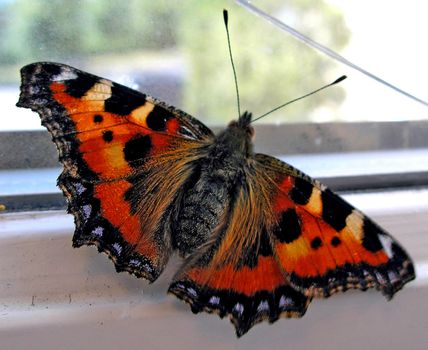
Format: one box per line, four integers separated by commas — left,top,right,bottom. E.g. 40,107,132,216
169,177,311,337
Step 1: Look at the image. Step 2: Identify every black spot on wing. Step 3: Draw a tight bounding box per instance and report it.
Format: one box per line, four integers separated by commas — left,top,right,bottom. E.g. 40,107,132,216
64,72,97,98
362,218,384,252
321,189,353,232
272,209,301,244
289,178,313,205
331,236,341,247
124,134,152,168
310,237,323,250
146,105,173,131
104,83,146,116
93,114,103,123
102,130,113,142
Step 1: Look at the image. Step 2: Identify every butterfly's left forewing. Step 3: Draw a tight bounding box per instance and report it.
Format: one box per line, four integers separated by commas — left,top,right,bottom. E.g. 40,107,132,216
256,154,415,299
17,62,214,281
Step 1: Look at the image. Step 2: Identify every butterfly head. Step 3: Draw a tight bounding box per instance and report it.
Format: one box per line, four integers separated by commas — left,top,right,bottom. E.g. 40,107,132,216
228,111,254,138
217,111,254,157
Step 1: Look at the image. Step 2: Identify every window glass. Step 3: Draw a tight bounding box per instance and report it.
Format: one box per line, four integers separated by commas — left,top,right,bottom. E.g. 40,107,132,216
248,0,428,122
1,0,426,132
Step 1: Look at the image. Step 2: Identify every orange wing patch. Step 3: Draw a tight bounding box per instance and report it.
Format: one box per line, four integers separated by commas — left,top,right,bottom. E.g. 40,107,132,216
170,248,310,337
186,256,285,296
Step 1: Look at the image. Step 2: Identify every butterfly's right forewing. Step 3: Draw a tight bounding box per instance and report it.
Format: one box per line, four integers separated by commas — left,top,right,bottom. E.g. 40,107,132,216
256,154,415,299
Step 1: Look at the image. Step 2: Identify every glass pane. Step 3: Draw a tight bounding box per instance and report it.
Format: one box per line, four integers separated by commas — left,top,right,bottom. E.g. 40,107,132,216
0,0,427,130
240,0,428,123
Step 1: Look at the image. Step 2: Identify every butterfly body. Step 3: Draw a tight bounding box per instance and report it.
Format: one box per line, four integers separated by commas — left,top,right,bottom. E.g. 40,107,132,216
171,114,253,256
17,62,415,337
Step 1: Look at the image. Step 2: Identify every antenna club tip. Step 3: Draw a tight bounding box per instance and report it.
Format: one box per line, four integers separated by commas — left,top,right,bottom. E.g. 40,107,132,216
223,9,229,25
332,75,347,85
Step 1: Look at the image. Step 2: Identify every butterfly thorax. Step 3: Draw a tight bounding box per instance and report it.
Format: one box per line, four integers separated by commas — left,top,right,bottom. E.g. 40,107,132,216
171,113,254,257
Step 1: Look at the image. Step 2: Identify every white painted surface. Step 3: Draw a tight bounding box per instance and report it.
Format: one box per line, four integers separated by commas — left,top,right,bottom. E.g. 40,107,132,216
0,190,427,349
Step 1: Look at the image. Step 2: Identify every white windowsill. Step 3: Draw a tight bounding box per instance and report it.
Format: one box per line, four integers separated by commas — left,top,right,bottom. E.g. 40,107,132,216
0,189,427,349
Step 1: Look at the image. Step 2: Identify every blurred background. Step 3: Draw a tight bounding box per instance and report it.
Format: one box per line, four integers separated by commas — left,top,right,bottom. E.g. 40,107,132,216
0,0,427,131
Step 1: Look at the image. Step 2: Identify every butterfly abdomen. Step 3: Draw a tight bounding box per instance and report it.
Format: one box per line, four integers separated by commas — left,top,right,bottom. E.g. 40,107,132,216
172,127,251,256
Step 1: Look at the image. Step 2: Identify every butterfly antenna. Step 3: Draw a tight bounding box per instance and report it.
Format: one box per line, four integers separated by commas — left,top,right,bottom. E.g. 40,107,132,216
223,9,241,118
251,75,347,123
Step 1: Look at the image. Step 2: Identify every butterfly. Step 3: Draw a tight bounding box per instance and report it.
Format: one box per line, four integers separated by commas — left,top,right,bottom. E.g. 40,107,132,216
17,62,415,337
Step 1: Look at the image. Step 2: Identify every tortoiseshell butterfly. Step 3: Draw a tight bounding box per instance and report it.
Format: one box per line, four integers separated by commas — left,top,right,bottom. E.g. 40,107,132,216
16,12,414,338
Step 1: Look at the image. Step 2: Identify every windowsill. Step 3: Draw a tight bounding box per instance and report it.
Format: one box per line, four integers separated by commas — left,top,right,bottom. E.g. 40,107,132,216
0,189,427,349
